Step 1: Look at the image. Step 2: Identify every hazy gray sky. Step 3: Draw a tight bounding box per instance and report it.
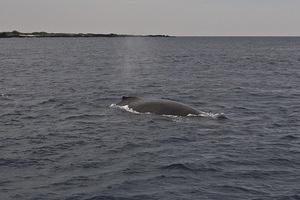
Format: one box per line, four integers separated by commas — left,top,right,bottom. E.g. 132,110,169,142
1,0,299,36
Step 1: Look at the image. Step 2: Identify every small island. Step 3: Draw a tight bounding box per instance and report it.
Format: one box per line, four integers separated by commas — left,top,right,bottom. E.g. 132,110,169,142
0,30,170,38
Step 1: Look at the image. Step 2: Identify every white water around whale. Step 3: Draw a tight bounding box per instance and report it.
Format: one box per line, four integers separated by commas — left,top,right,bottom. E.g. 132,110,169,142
110,103,145,115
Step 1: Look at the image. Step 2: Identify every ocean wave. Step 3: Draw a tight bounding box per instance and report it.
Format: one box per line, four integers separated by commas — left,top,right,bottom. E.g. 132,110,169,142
37,98,57,105
161,163,219,172
161,163,192,171
213,184,268,195
279,134,299,141
84,195,149,200
157,136,193,144
0,112,23,118
63,114,104,121
0,93,12,101
232,169,294,179
0,158,45,168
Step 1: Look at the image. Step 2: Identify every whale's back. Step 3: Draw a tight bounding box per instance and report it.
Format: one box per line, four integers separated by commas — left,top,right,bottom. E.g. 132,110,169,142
118,97,199,116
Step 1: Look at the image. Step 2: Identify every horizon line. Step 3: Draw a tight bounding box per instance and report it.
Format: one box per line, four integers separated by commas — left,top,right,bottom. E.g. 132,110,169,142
1,30,300,38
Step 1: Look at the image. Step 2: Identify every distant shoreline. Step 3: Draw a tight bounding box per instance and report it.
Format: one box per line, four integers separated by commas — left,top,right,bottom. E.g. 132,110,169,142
0,31,170,38
1,31,299,38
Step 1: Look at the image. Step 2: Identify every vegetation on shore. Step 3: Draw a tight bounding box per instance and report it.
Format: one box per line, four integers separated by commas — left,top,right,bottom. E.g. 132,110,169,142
0,30,170,38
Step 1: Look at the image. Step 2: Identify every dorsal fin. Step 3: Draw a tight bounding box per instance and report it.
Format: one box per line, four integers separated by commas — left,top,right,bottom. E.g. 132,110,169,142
122,96,138,100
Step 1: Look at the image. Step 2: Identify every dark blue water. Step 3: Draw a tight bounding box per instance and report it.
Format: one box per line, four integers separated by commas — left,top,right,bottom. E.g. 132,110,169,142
1,37,300,200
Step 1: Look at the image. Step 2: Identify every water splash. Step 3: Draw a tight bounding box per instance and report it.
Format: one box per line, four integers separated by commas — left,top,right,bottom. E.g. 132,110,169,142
110,104,146,115
188,111,227,119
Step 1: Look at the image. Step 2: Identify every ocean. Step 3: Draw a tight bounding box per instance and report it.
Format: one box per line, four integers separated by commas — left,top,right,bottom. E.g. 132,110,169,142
0,37,299,200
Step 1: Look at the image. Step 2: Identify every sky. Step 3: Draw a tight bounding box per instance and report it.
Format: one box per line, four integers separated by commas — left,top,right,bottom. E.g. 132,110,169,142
0,0,299,36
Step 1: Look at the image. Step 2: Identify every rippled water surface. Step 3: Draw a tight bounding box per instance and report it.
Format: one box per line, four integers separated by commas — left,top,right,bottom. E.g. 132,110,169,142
1,37,300,200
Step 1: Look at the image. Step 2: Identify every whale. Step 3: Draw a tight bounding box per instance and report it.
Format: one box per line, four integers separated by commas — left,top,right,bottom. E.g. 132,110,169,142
116,96,200,116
